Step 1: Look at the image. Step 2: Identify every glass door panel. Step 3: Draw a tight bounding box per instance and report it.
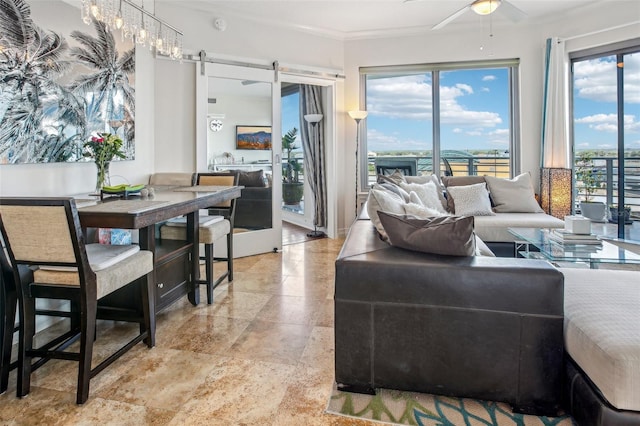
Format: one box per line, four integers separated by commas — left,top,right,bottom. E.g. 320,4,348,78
201,64,282,257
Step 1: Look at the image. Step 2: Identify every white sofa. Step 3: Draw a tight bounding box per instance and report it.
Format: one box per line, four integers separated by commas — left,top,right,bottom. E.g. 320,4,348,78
561,268,640,425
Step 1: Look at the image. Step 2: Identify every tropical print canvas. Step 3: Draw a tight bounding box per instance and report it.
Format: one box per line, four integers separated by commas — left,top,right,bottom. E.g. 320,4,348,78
0,0,135,164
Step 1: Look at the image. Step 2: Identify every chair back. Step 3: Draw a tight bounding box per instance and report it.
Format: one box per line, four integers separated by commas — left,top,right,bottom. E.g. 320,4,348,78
196,172,240,221
0,198,95,295
149,172,195,186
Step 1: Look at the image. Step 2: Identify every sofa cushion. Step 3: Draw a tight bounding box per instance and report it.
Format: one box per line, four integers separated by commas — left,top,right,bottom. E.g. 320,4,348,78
378,212,476,257
485,173,543,213
473,212,564,242
446,182,494,216
562,268,640,411
441,175,487,212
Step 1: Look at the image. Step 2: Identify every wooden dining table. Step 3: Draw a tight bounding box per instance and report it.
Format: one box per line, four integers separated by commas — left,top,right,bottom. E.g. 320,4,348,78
77,185,242,311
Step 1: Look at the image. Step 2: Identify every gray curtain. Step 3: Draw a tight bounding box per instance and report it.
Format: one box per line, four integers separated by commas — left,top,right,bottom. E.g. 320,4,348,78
299,85,326,228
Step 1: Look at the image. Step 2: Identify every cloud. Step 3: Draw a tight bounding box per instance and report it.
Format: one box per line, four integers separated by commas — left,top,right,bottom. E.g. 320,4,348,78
456,83,473,94
575,113,639,132
482,75,496,81
366,75,502,127
366,128,428,151
481,87,490,92
453,128,463,133
574,54,640,103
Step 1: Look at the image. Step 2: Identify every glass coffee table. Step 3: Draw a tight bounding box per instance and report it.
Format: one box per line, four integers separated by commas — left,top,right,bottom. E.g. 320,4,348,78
507,227,640,269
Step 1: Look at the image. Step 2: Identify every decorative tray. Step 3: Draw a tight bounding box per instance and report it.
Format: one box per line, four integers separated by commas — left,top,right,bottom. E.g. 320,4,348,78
100,184,146,199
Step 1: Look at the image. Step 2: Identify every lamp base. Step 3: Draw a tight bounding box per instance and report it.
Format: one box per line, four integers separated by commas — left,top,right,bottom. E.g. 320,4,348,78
306,230,326,238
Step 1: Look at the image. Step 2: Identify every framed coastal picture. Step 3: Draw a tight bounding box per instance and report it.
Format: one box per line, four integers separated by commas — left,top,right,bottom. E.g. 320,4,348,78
236,126,272,150
0,0,135,164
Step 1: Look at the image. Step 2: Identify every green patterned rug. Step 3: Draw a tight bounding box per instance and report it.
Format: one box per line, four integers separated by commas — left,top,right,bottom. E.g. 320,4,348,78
326,386,575,426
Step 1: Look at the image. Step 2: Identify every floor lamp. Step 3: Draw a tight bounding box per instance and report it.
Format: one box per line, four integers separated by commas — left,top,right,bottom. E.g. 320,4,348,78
348,110,368,217
303,113,325,238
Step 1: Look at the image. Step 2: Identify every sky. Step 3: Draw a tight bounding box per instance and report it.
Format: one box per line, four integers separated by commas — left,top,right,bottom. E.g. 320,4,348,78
280,51,640,155
360,52,639,154
573,52,640,152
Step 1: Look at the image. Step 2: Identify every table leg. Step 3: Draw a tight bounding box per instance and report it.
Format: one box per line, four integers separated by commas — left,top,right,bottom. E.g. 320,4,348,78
187,211,200,306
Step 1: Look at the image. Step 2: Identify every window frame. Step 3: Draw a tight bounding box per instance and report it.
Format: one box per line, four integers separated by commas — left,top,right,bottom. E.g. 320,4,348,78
359,59,521,191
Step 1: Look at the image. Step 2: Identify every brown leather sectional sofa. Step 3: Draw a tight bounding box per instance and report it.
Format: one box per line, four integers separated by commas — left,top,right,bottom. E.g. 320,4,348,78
334,215,565,416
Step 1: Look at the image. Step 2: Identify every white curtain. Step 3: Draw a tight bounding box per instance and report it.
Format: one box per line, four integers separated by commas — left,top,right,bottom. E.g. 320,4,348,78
541,37,571,169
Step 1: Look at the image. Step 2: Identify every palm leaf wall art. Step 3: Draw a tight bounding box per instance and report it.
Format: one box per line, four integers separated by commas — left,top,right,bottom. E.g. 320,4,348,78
0,0,135,164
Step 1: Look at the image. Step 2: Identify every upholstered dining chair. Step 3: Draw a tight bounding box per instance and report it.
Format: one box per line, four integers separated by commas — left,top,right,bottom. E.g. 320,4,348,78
0,197,155,404
148,172,195,187
160,172,239,304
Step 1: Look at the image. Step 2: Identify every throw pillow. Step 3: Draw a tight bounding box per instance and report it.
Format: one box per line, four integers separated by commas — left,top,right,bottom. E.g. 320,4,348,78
378,182,410,202
485,173,544,213
399,181,448,214
408,191,423,206
441,175,487,212
232,170,266,187
446,182,494,216
366,185,407,240
377,170,406,186
403,201,445,219
378,212,476,257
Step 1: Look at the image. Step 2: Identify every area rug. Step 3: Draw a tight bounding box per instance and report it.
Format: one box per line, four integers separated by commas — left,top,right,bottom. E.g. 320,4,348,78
326,387,575,426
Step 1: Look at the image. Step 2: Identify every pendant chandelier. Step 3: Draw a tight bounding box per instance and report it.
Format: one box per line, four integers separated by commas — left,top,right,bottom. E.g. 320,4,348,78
81,0,183,60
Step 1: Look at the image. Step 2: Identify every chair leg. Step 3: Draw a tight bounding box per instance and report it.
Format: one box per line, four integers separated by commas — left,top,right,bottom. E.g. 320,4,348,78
16,290,35,399
139,272,156,348
1,284,17,394
204,243,214,304
76,298,96,405
227,232,234,282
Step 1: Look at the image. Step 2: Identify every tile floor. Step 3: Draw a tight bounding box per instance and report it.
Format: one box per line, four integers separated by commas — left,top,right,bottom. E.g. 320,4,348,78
0,237,373,425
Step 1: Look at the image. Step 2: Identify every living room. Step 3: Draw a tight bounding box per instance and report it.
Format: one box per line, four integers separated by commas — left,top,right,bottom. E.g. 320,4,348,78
1,0,639,424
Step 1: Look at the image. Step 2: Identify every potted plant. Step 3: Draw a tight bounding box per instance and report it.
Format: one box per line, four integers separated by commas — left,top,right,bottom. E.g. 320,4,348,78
608,204,633,224
575,151,606,221
282,127,304,205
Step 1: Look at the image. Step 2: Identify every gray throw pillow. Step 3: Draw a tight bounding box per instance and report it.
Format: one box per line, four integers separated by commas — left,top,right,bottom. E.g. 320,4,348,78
485,173,543,213
378,212,476,257
232,170,266,187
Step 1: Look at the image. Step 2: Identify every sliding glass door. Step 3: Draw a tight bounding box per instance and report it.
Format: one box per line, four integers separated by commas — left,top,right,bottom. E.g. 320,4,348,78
572,46,640,230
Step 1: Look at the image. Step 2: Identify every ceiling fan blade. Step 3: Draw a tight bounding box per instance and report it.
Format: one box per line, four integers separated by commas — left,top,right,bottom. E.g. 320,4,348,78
432,4,471,30
499,0,527,22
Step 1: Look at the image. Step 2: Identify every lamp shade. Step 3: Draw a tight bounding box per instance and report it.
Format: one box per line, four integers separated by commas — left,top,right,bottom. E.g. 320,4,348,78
540,167,572,219
303,114,324,124
470,0,501,15
348,110,368,122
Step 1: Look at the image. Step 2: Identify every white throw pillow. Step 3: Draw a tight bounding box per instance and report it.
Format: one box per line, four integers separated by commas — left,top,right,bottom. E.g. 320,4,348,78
446,182,495,216
400,181,448,215
408,191,423,206
403,202,445,219
485,173,543,213
366,185,407,240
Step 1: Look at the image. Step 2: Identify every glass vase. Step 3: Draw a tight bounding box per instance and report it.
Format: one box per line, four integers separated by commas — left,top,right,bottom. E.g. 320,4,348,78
95,160,111,194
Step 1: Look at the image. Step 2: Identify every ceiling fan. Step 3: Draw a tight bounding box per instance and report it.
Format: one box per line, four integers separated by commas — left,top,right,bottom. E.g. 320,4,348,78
405,0,527,30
